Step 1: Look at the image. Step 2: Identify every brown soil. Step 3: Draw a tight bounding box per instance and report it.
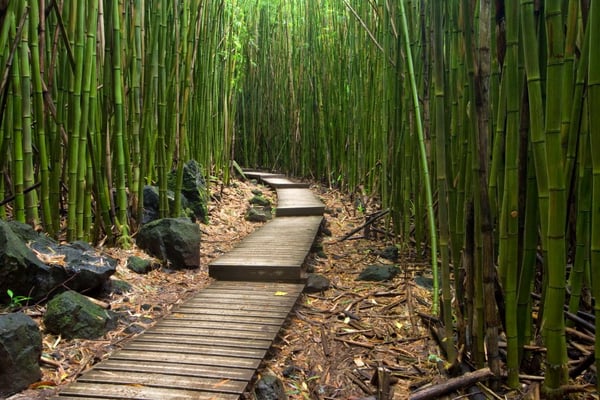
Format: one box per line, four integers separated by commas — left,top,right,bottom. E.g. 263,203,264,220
2,177,534,400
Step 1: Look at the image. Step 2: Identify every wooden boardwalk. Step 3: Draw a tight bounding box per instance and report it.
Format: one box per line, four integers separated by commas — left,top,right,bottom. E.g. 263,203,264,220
53,172,324,400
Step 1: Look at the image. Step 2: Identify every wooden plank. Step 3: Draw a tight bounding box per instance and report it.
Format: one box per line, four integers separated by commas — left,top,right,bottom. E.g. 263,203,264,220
134,332,271,349
148,325,275,339
209,216,322,282
78,370,247,394
184,295,298,307
261,176,310,188
155,319,282,333
58,382,239,400
96,359,256,381
122,341,266,359
243,170,285,180
208,266,303,282
276,188,325,216
109,349,262,369
163,312,287,325
187,291,301,303
174,305,292,319
208,281,305,291
200,284,304,296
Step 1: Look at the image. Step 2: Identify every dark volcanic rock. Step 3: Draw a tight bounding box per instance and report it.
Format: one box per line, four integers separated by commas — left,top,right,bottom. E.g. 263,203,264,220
43,291,117,339
376,245,399,261
142,185,191,224
249,195,271,207
357,264,400,282
0,221,116,303
126,256,157,274
0,313,42,397
136,218,201,269
304,273,330,293
168,159,209,223
245,206,272,222
254,374,288,400
142,185,161,224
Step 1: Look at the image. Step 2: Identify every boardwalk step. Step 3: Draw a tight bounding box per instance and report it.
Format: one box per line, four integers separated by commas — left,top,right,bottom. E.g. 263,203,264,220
209,216,322,282
276,188,325,216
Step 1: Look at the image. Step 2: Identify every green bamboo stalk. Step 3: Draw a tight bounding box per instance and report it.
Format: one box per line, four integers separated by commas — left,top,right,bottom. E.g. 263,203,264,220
498,0,521,387
587,0,600,390
11,14,25,224
76,0,98,241
542,0,569,392
520,0,550,339
17,3,39,227
567,108,590,322
28,0,54,235
399,0,439,315
110,0,131,247
432,0,455,362
65,0,85,241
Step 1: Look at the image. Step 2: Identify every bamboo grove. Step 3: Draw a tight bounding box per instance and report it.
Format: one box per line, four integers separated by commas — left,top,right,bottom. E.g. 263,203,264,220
0,0,599,397
0,0,242,244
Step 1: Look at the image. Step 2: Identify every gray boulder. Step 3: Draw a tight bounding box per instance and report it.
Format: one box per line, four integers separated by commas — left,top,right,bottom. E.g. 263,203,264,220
168,160,209,223
357,264,400,282
254,374,288,400
305,274,330,293
0,313,42,396
0,221,117,303
142,185,192,224
246,206,272,222
43,291,117,339
136,218,201,269
249,195,271,207
126,256,158,274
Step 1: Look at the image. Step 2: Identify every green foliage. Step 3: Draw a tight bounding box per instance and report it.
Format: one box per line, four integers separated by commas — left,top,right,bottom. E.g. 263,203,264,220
6,289,31,309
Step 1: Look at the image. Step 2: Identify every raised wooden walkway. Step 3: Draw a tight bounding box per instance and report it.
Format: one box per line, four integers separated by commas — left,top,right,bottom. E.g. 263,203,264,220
53,172,323,400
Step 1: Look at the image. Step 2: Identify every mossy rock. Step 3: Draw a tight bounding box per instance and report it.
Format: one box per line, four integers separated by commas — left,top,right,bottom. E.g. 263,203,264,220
43,291,117,339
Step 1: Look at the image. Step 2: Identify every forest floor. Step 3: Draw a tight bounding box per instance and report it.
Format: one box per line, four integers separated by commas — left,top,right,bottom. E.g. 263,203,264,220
3,177,548,400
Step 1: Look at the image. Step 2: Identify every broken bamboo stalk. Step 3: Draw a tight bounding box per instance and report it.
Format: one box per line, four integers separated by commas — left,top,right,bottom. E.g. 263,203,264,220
408,367,494,400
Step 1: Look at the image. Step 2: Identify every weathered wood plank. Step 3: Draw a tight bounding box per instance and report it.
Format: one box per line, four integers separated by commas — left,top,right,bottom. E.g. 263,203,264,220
243,170,285,180
144,325,275,340
78,370,247,394
163,312,287,325
185,294,298,306
173,305,291,319
261,176,310,188
209,216,321,281
276,188,325,216
134,332,272,349
96,359,256,381
186,291,301,303
155,319,282,333
109,349,262,369
59,382,239,400
122,341,266,359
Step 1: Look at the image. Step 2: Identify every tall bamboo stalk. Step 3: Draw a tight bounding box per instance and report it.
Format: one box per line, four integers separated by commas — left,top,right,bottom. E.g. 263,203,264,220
587,0,600,390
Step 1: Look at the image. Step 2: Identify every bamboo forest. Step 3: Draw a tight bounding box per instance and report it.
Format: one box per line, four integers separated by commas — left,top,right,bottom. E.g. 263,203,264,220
0,0,599,398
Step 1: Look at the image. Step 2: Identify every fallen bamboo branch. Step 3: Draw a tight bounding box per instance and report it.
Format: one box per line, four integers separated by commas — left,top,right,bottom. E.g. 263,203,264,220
339,209,390,241
408,367,494,400
334,336,375,349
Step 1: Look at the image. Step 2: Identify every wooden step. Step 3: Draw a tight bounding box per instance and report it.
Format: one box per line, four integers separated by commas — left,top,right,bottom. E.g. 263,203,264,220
208,216,322,282
276,188,325,216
